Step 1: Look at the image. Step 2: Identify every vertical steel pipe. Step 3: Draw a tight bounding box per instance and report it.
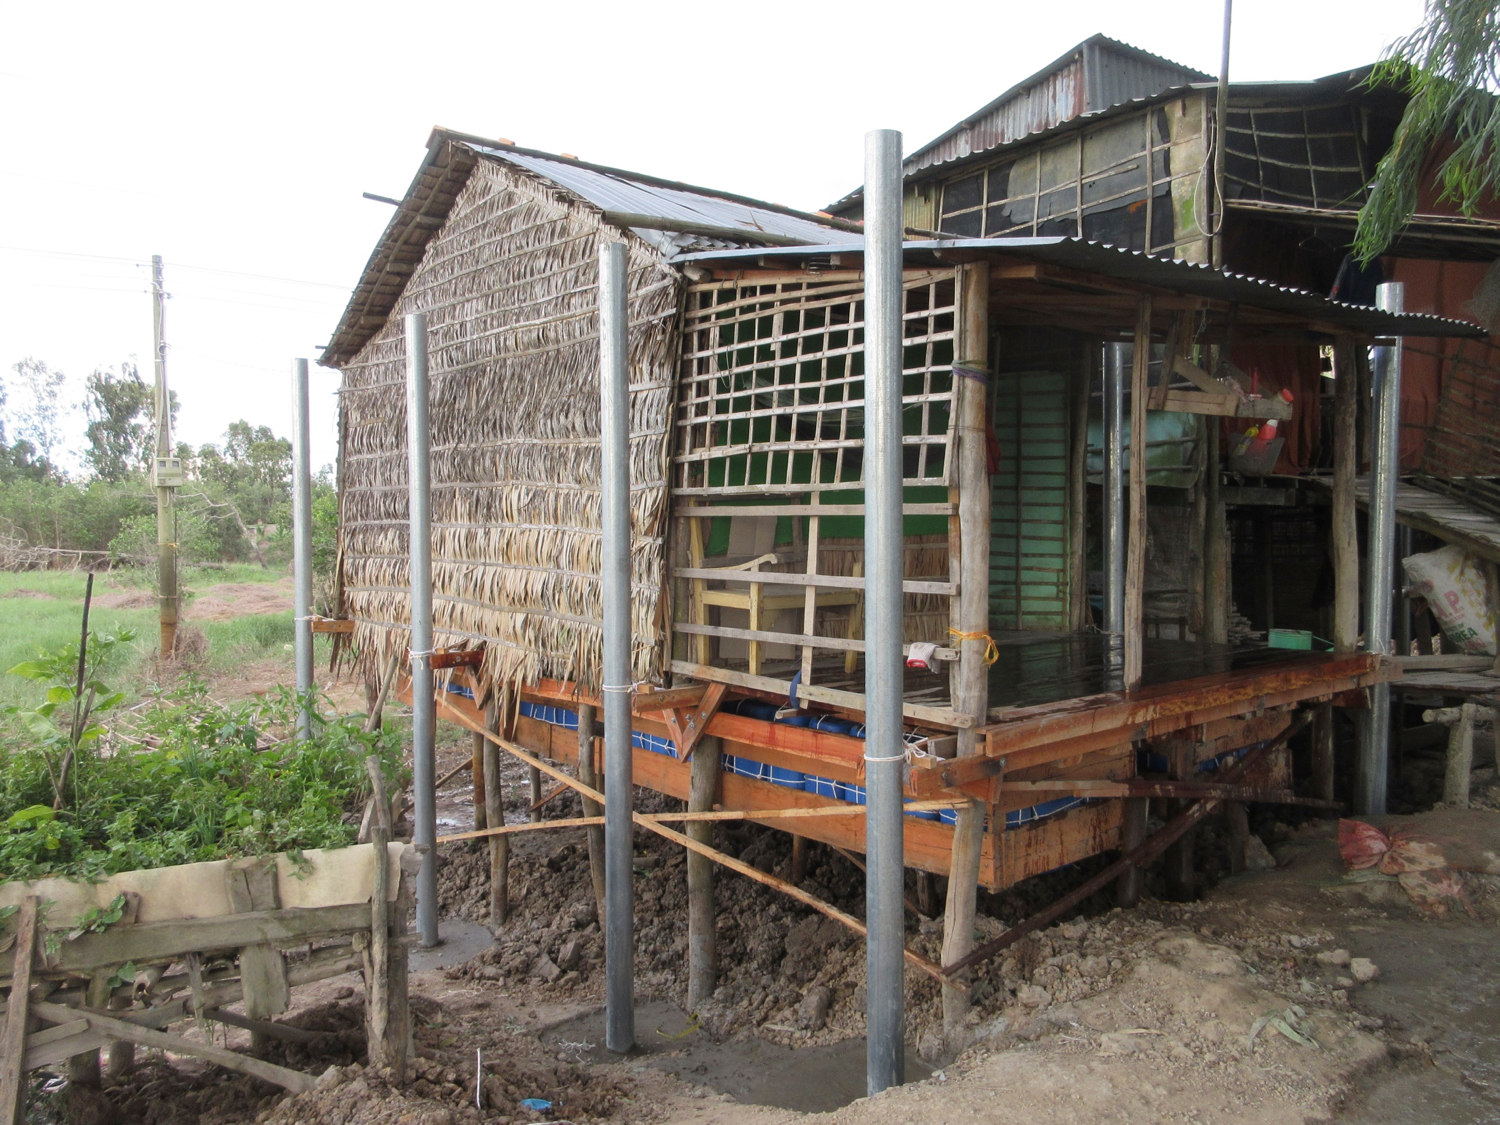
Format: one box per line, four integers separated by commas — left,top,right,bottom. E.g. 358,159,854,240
291,358,314,740
1359,281,1404,815
863,127,905,1097
1103,342,1126,640
599,240,635,1054
405,312,438,947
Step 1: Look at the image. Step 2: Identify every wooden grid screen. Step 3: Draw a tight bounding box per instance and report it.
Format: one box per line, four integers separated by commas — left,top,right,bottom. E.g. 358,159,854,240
674,271,958,496
666,269,964,726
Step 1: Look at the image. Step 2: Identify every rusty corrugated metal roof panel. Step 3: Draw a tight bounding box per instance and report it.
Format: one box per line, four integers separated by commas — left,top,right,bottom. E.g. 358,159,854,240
901,35,1210,179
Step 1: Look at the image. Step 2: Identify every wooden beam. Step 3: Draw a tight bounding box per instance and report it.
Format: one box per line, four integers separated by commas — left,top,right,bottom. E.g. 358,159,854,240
944,260,991,1040
432,703,950,980
672,567,956,597
30,1001,317,1095
308,618,355,634
669,660,974,729
0,903,372,978
0,897,38,1125
632,684,708,714
674,621,958,661
671,503,956,519
662,682,727,760
944,714,1311,977
430,649,483,670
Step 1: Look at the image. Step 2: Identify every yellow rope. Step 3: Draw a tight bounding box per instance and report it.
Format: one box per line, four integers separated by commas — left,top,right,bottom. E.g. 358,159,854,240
948,627,999,665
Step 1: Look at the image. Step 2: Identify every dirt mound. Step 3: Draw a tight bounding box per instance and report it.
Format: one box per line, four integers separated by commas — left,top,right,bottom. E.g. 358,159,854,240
95,588,156,610
186,582,293,622
61,992,633,1124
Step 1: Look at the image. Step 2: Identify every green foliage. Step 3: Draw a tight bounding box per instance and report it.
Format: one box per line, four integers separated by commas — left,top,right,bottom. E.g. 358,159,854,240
0,662,407,881
1355,0,1500,262
84,363,155,482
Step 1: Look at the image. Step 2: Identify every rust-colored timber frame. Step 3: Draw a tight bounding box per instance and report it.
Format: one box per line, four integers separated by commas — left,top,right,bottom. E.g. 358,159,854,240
405,648,1389,894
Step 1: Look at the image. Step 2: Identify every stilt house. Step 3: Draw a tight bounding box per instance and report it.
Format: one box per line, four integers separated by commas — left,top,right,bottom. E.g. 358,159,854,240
320,127,1480,984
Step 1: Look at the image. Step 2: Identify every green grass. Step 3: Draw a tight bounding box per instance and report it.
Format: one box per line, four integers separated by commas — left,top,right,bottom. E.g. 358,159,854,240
0,567,322,708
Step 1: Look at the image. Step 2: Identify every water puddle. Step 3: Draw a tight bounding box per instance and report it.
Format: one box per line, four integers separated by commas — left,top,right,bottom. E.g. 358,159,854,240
542,999,930,1112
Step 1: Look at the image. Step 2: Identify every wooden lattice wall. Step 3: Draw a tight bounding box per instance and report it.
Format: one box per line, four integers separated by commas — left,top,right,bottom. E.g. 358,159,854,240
668,270,965,723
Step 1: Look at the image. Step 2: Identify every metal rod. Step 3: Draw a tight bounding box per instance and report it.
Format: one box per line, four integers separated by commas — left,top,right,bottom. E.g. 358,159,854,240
291,358,314,740
1103,342,1126,638
1359,281,1404,815
405,312,438,947
599,239,635,1054
1211,0,1232,270
863,127,906,1098
151,254,178,658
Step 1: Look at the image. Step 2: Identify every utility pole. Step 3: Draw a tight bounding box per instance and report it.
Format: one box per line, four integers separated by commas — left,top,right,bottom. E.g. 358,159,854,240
151,255,182,657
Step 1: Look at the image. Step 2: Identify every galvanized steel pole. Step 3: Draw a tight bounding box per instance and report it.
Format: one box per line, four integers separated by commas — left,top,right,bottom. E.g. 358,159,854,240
405,312,439,947
1359,281,1404,815
291,358,314,740
599,240,635,1054
863,127,906,1097
1103,342,1126,641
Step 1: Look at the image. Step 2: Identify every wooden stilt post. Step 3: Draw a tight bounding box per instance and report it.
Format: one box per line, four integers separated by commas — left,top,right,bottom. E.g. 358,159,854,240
791,834,810,885
1434,703,1479,808
941,261,990,1045
1162,739,1197,901
1124,297,1153,690
577,703,607,924
687,734,722,1006
471,729,488,833
1115,798,1148,907
528,765,543,824
1312,701,1336,810
483,699,509,930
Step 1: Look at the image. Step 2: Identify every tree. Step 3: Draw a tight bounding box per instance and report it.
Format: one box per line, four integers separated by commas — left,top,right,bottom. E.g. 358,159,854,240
7,358,68,471
1354,0,1500,262
83,361,154,481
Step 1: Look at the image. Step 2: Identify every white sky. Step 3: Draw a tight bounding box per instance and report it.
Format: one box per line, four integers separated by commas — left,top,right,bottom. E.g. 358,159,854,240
1,0,1424,474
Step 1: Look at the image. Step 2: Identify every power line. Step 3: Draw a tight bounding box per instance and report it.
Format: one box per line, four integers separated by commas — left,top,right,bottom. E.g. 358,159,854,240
0,245,350,290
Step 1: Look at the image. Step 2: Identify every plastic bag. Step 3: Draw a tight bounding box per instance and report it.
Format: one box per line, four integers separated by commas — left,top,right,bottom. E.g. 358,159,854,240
1402,544,1496,656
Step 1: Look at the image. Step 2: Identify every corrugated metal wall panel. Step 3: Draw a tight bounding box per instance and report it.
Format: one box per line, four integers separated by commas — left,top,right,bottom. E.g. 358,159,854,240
990,370,1073,629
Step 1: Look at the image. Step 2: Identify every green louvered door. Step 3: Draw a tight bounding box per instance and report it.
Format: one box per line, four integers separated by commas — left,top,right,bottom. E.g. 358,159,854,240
990,368,1071,629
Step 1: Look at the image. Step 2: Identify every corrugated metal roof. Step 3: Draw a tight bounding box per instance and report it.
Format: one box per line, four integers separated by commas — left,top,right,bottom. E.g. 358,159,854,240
668,237,1487,340
901,35,1211,178
465,144,862,256
321,131,859,367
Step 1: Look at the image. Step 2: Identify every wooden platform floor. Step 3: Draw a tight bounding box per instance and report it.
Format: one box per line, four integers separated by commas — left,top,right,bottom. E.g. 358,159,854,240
751,632,1343,717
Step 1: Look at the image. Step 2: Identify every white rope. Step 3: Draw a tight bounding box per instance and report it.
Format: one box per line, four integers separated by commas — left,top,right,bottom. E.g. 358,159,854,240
408,649,437,660
601,681,643,694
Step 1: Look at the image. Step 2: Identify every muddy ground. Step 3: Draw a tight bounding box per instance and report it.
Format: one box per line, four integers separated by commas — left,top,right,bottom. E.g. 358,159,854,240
34,716,1500,1125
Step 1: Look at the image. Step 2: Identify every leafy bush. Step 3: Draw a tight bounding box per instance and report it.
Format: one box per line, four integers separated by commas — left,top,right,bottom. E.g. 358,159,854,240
0,642,406,881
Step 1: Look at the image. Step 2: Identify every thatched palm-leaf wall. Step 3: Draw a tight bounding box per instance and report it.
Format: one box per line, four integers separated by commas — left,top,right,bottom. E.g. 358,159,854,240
336,158,682,694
